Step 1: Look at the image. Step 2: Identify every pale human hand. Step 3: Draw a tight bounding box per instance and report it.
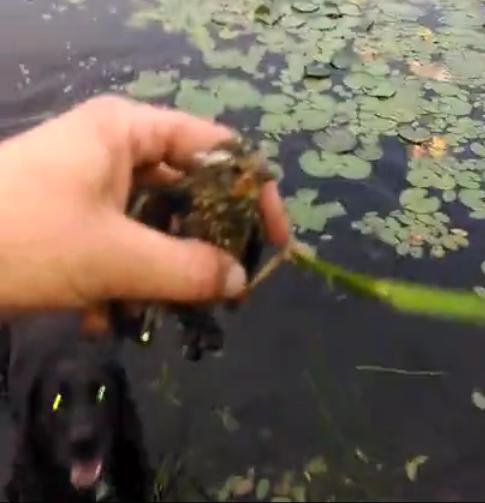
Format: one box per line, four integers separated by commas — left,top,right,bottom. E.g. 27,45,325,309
0,95,289,312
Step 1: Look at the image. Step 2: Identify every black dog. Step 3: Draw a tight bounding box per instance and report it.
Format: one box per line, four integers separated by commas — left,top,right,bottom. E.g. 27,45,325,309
2,313,152,502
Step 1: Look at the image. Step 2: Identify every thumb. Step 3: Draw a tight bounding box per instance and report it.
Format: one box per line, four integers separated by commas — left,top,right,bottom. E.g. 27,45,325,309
90,213,247,303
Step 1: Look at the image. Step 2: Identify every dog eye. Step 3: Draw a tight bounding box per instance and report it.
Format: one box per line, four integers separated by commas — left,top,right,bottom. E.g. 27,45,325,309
52,393,63,412
96,384,106,404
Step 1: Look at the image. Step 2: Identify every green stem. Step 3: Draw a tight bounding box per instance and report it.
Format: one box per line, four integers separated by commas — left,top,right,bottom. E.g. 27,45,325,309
291,245,485,326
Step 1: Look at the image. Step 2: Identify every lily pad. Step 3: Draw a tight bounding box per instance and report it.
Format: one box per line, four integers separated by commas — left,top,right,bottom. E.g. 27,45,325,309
398,125,432,144
305,456,327,475
255,479,270,500
313,129,358,153
399,188,441,214
295,108,334,130
343,72,378,90
300,150,371,179
208,77,261,109
292,1,319,13
331,50,355,70
175,83,224,118
471,143,485,157
439,96,472,116
126,70,178,99
286,188,346,233
261,94,295,113
304,62,331,79
260,113,297,133
355,141,383,161
472,388,485,410
307,15,336,30
366,81,397,98
405,456,428,482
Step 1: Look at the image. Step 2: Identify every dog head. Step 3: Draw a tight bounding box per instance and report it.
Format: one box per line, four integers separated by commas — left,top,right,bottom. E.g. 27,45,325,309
27,342,128,492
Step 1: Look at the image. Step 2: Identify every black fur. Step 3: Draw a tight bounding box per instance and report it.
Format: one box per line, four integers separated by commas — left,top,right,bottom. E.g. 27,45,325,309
2,313,152,502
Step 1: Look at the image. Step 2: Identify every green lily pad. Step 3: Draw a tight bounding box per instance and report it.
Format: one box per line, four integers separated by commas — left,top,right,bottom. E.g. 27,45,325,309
255,479,270,500
208,77,261,109
355,141,383,161
471,143,485,157
285,188,346,233
472,388,485,410
261,94,295,113
313,129,358,153
459,189,485,213
304,62,331,79
344,72,378,90
175,82,224,118
398,125,432,144
295,108,334,130
307,15,336,30
405,455,428,482
305,456,327,475
400,188,441,214
282,15,306,28
366,81,397,98
259,113,297,133
439,96,472,116
339,3,360,16
339,155,372,179
331,50,355,70
429,82,461,97
292,1,319,13
126,70,178,99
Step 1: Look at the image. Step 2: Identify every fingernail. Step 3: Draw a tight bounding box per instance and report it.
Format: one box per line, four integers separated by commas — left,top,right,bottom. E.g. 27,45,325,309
223,263,247,298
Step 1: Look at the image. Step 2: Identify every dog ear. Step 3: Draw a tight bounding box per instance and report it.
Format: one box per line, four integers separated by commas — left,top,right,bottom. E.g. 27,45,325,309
7,372,46,501
105,361,153,500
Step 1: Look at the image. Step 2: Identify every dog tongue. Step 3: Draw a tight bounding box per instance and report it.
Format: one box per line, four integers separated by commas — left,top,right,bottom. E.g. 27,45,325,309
70,459,102,490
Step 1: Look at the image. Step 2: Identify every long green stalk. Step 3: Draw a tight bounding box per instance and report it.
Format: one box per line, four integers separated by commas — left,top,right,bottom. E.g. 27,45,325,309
291,245,485,326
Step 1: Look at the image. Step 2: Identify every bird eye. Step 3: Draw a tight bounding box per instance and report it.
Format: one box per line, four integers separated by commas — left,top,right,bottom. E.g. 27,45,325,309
96,384,106,404
52,393,63,412
232,165,243,175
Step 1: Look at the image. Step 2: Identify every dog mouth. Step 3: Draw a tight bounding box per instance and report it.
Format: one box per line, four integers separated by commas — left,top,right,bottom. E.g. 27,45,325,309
70,458,103,490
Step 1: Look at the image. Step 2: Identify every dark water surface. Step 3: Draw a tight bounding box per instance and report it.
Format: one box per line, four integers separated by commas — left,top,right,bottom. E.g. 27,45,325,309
1,0,485,501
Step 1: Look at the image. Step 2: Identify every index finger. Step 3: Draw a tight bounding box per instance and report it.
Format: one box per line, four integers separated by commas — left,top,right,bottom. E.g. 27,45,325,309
122,98,235,169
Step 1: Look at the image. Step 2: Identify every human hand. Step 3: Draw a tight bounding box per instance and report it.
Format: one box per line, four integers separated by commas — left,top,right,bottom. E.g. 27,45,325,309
0,95,289,312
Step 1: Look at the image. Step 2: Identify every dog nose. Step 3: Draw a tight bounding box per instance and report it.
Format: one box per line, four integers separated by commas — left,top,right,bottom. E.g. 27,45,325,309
70,425,98,459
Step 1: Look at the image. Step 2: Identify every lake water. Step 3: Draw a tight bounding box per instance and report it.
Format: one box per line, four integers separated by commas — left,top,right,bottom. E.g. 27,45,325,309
1,0,485,500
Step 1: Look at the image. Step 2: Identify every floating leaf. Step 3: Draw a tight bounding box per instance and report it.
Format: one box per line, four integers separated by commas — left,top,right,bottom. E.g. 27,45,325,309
355,141,383,161
344,72,377,90
313,129,358,153
126,70,178,99
398,126,432,144
307,15,336,30
471,143,485,157
399,188,440,214
305,456,327,475
439,96,472,116
459,189,485,213
256,479,270,500
208,77,261,109
292,1,319,13
304,62,331,79
472,388,485,410
286,189,346,233
331,50,355,70
260,113,297,133
405,455,429,482
366,81,397,98
261,94,295,114
175,82,224,118
295,108,334,130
